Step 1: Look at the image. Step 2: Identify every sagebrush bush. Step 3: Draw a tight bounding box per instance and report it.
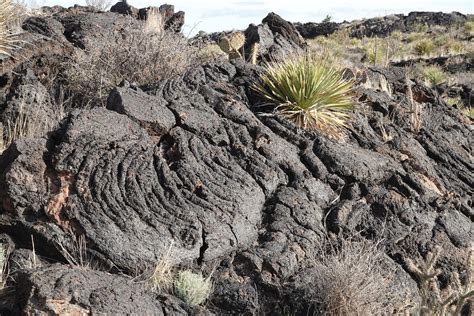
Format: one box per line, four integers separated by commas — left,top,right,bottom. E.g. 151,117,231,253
414,39,434,56
309,238,403,315
64,20,203,107
255,53,354,137
174,270,212,306
421,65,447,87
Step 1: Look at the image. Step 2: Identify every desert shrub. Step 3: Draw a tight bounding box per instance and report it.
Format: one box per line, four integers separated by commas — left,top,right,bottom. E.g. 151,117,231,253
411,22,429,33
64,20,202,107
85,0,112,11
443,39,465,55
407,32,425,43
309,238,403,315
254,53,354,137
390,30,404,41
421,65,447,87
174,270,212,306
464,21,474,35
414,39,434,56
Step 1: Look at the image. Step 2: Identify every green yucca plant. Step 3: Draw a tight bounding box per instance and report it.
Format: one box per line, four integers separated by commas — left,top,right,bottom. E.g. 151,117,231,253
0,0,19,57
254,54,354,137
421,65,447,87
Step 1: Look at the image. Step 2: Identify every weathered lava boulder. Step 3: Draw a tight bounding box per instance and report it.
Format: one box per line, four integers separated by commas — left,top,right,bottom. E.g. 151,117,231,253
294,21,339,38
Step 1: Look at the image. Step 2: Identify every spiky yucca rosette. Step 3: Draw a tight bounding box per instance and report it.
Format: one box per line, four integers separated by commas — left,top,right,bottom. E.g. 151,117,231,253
255,54,354,137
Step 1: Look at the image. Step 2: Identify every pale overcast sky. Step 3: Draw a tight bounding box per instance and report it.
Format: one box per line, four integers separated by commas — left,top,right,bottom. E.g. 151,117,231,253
39,0,473,35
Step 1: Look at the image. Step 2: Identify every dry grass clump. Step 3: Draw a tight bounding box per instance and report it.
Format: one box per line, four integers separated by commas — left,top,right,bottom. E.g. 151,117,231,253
405,246,473,315
414,39,434,56
174,270,212,306
0,0,21,57
254,53,354,138
464,21,474,36
64,19,202,108
407,32,425,43
309,237,401,315
148,243,174,293
0,106,61,153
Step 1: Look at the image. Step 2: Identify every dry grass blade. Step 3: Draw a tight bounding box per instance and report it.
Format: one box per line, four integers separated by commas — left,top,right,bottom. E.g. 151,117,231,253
0,243,9,289
0,0,21,57
254,53,354,138
148,242,174,293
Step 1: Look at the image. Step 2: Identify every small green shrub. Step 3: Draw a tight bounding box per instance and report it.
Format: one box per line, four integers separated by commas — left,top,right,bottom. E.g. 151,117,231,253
464,21,474,35
414,39,434,56
255,54,354,137
174,270,212,306
443,39,465,55
411,22,429,33
407,32,425,43
421,65,447,87
390,30,404,41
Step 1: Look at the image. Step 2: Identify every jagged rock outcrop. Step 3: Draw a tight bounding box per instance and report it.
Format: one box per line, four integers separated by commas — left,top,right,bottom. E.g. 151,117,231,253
13,264,191,315
243,12,305,62
294,21,339,38
111,2,185,32
295,11,470,39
